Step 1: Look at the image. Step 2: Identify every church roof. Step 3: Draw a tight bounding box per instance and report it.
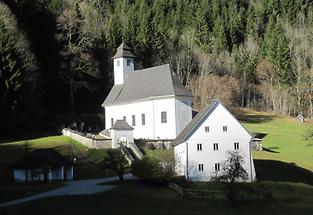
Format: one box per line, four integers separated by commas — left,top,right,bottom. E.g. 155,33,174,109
172,99,253,146
102,64,192,106
111,120,134,130
112,42,135,59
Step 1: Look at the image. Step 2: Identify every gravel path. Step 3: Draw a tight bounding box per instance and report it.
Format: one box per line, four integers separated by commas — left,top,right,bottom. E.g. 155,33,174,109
0,174,135,208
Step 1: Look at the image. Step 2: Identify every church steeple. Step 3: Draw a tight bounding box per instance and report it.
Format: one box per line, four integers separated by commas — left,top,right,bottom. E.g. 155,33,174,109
112,42,135,59
113,42,135,85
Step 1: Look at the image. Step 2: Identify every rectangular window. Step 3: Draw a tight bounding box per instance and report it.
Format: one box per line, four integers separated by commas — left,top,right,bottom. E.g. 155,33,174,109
123,116,126,121
117,60,120,66
127,59,131,66
132,115,136,126
141,114,145,125
234,142,239,150
198,164,204,171
111,118,114,127
215,163,220,171
161,111,167,123
223,126,228,132
205,126,210,132
197,144,202,151
213,143,219,151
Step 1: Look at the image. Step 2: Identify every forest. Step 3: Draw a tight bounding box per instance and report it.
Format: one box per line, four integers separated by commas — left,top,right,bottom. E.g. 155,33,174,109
0,0,313,137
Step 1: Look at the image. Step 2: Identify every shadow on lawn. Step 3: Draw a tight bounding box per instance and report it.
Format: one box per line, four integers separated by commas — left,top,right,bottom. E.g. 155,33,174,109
255,159,313,185
238,113,275,124
263,147,280,153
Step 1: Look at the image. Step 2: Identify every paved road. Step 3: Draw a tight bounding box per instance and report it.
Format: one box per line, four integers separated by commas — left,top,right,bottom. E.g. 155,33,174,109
0,174,135,208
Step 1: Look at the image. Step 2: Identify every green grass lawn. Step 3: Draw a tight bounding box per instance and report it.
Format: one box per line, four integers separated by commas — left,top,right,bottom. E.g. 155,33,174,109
240,111,313,171
0,136,86,166
2,180,313,215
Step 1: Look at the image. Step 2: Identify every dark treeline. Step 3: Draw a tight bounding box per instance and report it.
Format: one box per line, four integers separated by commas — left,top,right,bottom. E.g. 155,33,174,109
0,0,313,137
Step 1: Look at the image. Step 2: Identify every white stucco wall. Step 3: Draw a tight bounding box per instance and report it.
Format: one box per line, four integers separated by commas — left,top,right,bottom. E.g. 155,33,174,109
111,129,134,148
153,98,176,139
14,169,27,182
106,100,154,139
14,166,74,182
174,103,256,182
175,97,192,136
105,97,189,140
14,168,44,182
174,142,187,176
113,58,134,85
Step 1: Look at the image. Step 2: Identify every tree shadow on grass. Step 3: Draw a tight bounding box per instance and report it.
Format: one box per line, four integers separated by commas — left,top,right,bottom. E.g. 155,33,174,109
254,159,313,185
239,114,275,124
263,147,280,153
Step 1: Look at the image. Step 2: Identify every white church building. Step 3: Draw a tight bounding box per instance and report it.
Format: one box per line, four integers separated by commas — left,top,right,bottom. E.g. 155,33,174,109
102,43,192,140
173,99,256,182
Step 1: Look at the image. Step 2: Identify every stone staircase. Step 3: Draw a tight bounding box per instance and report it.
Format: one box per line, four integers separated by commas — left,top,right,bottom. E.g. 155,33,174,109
117,142,143,164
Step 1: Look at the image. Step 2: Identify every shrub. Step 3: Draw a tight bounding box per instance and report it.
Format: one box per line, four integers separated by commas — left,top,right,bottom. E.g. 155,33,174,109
131,157,162,181
131,156,175,186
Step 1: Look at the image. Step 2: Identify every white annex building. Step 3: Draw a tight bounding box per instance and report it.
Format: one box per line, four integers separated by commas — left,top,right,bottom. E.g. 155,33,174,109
173,99,256,182
102,43,192,140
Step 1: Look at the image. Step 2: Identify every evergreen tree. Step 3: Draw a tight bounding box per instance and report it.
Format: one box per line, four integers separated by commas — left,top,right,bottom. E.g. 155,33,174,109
262,17,291,85
194,7,210,51
107,14,123,48
213,15,227,51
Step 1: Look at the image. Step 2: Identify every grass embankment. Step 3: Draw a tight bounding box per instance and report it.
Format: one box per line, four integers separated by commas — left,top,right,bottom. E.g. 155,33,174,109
2,180,313,215
240,111,313,171
0,136,112,180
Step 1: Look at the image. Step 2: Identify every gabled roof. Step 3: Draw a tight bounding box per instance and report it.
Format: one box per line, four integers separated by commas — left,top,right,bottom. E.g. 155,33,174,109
102,64,192,106
99,129,111,138
112,42,135,59
172,99,252,146
13,148,72,168
111,120,134,130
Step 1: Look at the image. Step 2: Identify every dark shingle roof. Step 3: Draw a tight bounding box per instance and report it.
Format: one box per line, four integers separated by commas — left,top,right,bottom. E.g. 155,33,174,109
112,42,135,59
102,64,192,106
13,148,72,168
111,120,134,130
172,99,253,146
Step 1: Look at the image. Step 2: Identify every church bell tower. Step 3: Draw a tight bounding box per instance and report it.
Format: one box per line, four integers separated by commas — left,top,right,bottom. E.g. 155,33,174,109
112,42,135,85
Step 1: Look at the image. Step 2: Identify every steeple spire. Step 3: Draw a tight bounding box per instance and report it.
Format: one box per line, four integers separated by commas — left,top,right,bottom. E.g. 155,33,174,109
112,42,135,59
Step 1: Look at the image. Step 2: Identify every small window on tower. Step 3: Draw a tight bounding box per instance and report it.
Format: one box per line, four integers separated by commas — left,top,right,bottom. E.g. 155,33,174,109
117,60,120,66
127,59,131,66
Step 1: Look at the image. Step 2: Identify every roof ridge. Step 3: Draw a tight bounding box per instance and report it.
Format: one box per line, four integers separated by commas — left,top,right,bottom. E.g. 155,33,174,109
134,63,170,73
172,99,220,146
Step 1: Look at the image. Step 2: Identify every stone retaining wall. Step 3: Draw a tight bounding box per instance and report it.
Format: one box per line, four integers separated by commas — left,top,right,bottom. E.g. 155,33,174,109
62,128,112,149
